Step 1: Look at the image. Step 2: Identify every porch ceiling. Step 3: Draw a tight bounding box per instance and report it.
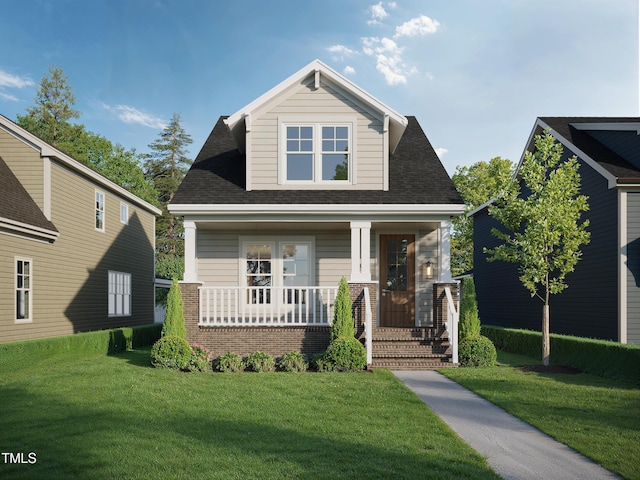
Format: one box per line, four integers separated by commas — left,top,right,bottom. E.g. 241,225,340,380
194,221,442,232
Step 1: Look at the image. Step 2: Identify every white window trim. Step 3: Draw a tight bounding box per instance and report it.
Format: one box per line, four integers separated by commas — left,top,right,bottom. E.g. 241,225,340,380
239,236,315,306
108,271,132,317
278,115,357,187
95,190,105,232
15,256,33,323
120,203,129,225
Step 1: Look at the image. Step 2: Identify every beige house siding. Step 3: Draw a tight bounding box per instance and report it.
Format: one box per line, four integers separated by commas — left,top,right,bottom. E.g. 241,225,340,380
0,135,156,344
0,129,45,210
249,79,385,190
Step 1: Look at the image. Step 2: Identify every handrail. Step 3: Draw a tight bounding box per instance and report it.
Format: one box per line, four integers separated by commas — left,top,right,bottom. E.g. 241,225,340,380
444,286,459,364
363,286,373,366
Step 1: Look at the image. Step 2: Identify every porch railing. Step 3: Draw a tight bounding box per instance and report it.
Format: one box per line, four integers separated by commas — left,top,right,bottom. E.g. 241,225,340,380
444,286,459,364
363,286,373,366
199,286,338,326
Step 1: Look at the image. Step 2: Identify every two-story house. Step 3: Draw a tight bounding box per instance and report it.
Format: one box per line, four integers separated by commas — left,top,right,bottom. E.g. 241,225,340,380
472,117,640,345
0,114,161,343
169,60,464,368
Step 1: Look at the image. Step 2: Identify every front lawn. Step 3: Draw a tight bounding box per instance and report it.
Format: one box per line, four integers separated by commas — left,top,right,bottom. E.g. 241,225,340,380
0,348,499,479
441,351,640,480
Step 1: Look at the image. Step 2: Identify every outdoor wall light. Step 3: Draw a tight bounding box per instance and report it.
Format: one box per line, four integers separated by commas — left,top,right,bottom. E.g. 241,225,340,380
423,261,433,279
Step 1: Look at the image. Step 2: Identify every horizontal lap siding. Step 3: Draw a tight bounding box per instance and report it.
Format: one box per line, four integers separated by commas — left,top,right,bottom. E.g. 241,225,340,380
0,140,156,343
250,80,384,190
474,157,619,341
626,192,640,344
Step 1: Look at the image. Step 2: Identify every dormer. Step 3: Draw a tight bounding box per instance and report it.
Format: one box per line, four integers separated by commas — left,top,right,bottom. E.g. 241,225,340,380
224,59,408,191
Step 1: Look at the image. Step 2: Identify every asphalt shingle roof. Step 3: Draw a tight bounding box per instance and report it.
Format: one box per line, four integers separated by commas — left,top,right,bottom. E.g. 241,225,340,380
172,115,462,206
541,117,640,181
0,156,58,233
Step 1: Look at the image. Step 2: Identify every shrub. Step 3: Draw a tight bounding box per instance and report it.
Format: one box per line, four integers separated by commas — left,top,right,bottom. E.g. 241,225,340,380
459,277,481,340
161,278,187,339
277,351,309,372
185,343,213,373
310,352,335,372
331,277,354,342
323,337,367,372
459,335,497,367
150,335,191,370
213,352,245,373
245,351,276,373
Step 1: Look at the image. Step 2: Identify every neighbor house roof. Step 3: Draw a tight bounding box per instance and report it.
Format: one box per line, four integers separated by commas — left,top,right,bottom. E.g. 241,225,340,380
171,115,463,208
0,156,59,241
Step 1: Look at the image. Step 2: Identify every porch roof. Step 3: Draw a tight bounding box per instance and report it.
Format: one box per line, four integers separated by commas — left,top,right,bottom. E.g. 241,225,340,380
170,116,463,211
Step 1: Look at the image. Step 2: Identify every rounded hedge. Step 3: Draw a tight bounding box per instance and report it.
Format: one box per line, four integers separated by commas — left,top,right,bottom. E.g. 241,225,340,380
459,335,497,367
277,351,309,372
214,352,245,373
245,351,276,372
150,335,191,370
324,336,367,372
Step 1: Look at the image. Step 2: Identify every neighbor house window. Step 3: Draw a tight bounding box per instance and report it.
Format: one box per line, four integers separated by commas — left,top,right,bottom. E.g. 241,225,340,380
108,271,131,317
120,203,129,225
95,190,105,231
282,122,352,183
16,257,32,322
242,238,314,305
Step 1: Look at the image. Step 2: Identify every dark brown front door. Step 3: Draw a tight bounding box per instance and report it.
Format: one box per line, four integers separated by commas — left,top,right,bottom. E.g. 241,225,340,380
380,234,415,327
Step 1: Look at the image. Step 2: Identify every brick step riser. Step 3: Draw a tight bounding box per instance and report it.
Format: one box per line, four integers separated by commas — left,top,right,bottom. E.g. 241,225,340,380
372,340,450,347
370,362,456,370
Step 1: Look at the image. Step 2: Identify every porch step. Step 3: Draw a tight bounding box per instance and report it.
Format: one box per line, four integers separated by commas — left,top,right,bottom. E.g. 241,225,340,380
369,326,455,370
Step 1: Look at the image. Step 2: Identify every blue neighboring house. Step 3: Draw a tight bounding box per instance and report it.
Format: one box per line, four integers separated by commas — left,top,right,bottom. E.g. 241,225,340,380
472,117,640,345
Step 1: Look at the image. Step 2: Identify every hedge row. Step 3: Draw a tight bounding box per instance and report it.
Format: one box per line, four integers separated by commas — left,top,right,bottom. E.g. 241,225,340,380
0,323,162,361
482,325,640,385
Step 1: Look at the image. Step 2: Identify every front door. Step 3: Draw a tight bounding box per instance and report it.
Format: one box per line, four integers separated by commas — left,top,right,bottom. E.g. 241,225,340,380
380,234,415,327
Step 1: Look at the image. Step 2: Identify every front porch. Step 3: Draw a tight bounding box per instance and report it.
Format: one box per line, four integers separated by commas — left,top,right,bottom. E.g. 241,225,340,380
180,281,459,369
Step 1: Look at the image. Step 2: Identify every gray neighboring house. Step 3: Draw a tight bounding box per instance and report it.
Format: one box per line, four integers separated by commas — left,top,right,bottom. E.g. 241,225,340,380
169,59,465,368
472,116,640,344
0,114,161,343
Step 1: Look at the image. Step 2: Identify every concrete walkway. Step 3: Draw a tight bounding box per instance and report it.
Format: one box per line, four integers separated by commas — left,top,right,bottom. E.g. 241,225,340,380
393,370,620,480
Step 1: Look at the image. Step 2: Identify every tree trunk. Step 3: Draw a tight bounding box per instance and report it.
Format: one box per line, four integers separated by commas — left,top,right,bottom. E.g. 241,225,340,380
542,304,550,366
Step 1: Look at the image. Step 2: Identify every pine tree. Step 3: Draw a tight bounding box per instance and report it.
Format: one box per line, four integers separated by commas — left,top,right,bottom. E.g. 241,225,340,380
144,113,193,257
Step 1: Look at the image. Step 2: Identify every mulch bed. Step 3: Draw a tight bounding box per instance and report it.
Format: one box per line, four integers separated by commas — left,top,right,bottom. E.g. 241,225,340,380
519,364,583,375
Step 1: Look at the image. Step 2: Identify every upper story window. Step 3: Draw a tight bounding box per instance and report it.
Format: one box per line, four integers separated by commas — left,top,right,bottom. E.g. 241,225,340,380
282,122,352,184
120,203,129,225
16,257,32,322
95,190,105,232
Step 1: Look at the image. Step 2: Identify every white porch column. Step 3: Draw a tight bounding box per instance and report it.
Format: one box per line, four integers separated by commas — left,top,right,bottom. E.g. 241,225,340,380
350,221,371,282
439,219,453,282
183,220,197,283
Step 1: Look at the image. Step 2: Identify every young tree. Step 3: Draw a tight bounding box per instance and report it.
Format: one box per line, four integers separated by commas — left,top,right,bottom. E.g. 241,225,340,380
451,157,513,276
486,130,590,365
17,65,80,148
145,113,193,257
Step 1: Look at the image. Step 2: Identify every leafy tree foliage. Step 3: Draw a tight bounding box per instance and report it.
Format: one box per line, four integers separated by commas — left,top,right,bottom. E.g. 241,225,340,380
144,113,193,257
486,130,590,365
16,65,157,204
451,157,514,276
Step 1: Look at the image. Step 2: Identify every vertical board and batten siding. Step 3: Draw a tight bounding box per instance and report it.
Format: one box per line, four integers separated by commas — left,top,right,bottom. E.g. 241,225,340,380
626,192,640,343
0,136,156,343
250,79,384,190
474,155,619,341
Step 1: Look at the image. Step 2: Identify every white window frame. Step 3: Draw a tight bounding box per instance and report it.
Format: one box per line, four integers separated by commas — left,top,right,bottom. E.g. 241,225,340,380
108,271,131,317
239,237,315,307
95,190,105,232
278,115,357,187
120,203,129,225
15,257,33,323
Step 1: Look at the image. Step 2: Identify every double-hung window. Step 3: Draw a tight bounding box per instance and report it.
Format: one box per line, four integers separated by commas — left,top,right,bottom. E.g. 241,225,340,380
16,257,32,322
108,271,131,317
242,239,313,306
282,121,353,184
95,190,105,231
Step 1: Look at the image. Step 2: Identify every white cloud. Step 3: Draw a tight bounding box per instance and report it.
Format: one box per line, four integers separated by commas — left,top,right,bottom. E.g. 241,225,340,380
367,2,389,25
435,147,448,159
327,44,359,62
394,15,440,38
361,36,409,85
0,91,19,102
103,103,166,129
0,69,34,89
343,66,356,76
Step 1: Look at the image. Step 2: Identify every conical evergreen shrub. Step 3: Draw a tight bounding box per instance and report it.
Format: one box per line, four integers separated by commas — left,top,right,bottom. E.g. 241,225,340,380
459,277,481,340
161,278,187,340
331,277,354,342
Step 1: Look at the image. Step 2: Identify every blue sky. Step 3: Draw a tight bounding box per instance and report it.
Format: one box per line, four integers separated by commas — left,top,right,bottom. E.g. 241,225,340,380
0,0,637,175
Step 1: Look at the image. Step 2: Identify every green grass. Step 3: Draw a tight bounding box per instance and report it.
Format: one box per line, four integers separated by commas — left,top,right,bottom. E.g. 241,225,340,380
441,351,640,480
0,348,499,480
